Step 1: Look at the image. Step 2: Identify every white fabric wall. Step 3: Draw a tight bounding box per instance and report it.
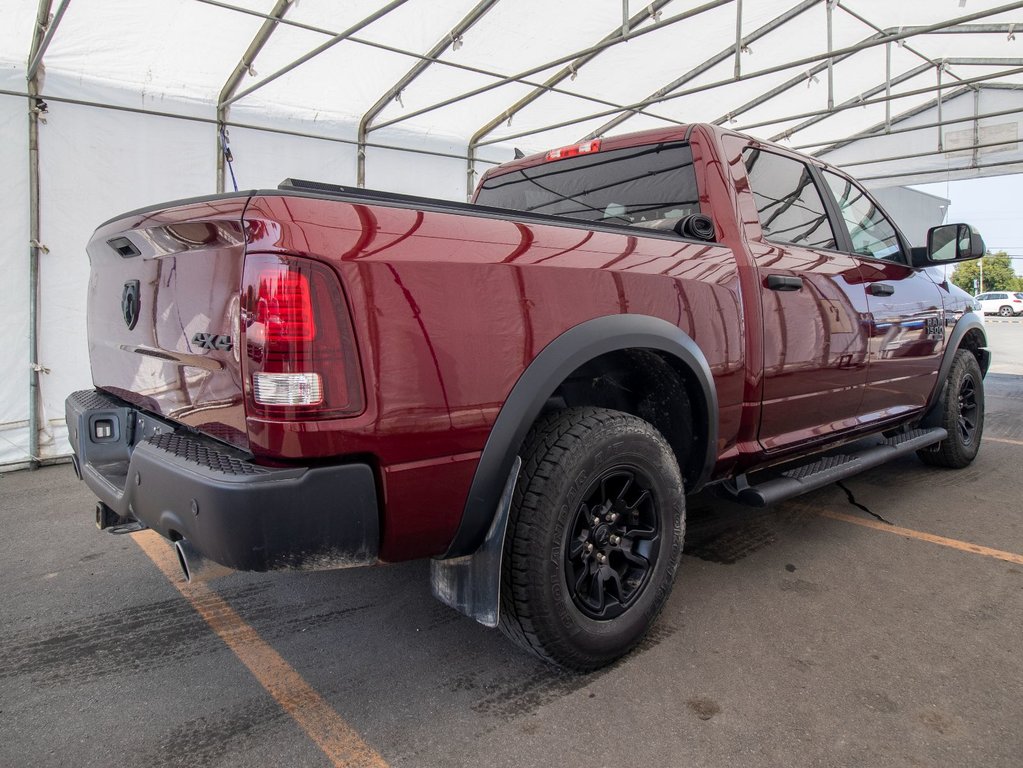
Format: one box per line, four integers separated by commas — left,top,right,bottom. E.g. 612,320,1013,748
0,94,32,465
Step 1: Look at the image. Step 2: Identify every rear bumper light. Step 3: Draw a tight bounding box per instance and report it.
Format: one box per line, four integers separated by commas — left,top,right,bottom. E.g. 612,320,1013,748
253,372,324,406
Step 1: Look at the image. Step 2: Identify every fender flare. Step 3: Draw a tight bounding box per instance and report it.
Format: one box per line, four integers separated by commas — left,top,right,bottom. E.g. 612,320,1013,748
443,314,718,558
921,313,989,424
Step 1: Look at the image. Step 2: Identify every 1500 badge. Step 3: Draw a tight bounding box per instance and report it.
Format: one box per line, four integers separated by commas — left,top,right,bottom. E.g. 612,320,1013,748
191,332,233,351
924,316,944,340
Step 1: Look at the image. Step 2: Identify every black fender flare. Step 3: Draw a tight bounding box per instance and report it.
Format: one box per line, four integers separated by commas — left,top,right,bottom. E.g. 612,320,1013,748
921,313,989,425
444,314,718,558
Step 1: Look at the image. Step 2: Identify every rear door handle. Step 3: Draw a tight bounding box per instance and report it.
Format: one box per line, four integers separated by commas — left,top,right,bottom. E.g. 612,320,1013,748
869,283,895,296
766,275,803,292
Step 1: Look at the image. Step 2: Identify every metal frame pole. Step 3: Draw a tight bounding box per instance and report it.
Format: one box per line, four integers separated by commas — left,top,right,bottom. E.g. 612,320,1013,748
937,62,945,152
826,0,835,110
357,0,502,188
27,0,57,470
973,88,981,168
885,42,892,132
26,0,69,81
734,0,743,79
216,0,292,193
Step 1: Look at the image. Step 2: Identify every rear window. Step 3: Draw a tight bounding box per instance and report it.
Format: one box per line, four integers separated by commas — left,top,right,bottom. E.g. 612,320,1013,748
475,141,701,231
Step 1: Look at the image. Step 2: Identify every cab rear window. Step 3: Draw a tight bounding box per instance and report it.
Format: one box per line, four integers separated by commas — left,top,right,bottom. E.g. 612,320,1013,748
475,142,701,231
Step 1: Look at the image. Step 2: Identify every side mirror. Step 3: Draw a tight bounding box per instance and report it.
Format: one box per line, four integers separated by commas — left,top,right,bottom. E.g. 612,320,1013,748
917,223,985,267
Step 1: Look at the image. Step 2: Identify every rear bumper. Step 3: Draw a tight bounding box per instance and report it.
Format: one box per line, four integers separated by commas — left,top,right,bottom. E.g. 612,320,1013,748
65,389,380,572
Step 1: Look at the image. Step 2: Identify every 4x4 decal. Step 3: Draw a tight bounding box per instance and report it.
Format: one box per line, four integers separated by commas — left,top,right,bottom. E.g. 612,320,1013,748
191,332,233,352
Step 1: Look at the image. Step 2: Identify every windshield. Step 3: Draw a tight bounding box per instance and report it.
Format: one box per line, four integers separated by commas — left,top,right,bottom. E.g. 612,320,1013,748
475,141,701,230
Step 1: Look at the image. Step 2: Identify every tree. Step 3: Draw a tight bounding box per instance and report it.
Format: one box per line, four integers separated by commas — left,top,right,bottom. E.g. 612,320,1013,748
950,251,1023,294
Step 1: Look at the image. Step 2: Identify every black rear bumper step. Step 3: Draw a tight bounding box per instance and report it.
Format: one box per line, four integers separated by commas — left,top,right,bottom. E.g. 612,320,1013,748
735,427,948,508
65,388,380,572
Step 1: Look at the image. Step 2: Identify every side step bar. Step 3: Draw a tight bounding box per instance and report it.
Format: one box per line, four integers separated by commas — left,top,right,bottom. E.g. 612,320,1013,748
735,427,947,508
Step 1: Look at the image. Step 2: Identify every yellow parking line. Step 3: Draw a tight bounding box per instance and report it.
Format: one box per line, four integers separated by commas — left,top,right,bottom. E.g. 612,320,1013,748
133,530,388,768
818,509,1023,565
986,436,1023,447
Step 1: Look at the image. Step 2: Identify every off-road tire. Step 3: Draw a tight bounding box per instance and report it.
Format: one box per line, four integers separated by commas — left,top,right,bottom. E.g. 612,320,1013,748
498,407,685,671
918,349,984,468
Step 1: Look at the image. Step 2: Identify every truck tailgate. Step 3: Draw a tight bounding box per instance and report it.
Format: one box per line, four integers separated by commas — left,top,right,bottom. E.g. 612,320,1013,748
86,196,251,450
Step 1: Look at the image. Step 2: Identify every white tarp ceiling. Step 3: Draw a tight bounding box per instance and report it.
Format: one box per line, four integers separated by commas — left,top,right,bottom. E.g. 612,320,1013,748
1,0,1022,468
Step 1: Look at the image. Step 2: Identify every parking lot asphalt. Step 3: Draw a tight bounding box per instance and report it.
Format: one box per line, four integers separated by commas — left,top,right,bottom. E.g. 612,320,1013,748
3,325,1022,768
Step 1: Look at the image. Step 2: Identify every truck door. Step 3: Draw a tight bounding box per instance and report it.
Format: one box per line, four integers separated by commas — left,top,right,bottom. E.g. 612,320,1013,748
738,146,871,453
819,171,945,418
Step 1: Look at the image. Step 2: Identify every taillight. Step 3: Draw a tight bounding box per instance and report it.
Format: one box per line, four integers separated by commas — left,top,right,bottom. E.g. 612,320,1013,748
240,254,364,418
545,139,601,161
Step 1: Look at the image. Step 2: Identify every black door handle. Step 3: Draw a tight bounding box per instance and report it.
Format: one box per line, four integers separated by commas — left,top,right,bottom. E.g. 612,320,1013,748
766,274,803,292
869,283,895,296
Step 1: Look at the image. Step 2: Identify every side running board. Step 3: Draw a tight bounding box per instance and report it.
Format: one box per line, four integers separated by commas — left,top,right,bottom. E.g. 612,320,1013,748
734,428,947,508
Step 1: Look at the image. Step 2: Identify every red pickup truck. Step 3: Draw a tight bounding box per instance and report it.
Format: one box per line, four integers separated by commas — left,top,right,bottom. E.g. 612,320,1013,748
67,123,988,670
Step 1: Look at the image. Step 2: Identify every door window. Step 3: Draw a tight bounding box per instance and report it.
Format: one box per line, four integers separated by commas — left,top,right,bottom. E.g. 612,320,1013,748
741,148,837,249
823,171,903,262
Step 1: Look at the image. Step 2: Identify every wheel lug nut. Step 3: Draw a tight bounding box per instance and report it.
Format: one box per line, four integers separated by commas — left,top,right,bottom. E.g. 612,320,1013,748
586,542,594,552
609,534,620,545
593,517,601,526
596,553,606,563
610,513,618,522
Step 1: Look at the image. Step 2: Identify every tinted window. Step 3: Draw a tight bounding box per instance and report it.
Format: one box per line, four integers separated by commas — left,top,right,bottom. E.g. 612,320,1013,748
741,148,836,249
823,171,903,262
475,142,701,230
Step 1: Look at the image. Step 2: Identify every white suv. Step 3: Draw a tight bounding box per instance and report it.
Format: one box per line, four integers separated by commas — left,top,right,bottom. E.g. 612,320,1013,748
975,291,1023,317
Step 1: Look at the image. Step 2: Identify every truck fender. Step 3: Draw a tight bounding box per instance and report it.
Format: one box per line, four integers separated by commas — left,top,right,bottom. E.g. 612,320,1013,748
443,314,718,561
920,313,989,428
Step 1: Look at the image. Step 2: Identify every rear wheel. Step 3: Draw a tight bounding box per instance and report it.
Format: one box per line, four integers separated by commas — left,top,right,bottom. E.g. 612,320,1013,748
918,349,984,468
998,305,1013,317
499,407,685,671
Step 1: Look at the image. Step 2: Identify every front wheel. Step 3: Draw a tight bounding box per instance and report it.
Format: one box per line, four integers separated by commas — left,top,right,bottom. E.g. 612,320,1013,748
499,407,685,671
918,349,984,468
998,306,1013,317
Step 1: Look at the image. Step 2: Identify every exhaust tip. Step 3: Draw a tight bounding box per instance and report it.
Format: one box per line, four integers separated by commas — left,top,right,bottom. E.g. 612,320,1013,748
174,538,233,583
174,540,192,582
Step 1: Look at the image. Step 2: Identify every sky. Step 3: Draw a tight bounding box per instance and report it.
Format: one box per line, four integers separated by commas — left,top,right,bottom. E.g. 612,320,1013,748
914,173,1023,277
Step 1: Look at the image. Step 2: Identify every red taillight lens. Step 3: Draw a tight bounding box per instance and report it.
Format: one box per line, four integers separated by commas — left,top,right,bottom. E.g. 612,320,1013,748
241,254,364,419
254,267,316,344
545,139,602,161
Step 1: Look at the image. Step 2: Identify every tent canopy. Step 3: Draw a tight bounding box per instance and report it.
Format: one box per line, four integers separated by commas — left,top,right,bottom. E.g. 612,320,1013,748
1,0,1022,467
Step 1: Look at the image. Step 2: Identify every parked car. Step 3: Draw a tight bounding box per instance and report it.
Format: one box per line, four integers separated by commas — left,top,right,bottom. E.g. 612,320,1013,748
975,291,1023,316
66,123,989,670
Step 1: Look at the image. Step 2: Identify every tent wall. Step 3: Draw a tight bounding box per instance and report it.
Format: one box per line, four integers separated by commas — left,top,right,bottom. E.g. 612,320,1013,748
0,94,32,466
870,187,950,248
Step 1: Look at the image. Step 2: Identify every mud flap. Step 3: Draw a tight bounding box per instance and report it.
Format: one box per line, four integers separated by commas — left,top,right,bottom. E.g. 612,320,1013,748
430,457,521,627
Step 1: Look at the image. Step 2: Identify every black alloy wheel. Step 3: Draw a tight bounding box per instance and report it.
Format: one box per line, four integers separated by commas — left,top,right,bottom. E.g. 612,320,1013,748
956,372,979,447
918,349,984,469
564,467,660,620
